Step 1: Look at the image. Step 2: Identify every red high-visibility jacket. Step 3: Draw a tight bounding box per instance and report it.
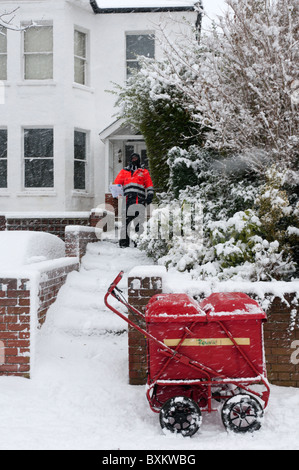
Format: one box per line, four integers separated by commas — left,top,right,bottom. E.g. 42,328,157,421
114,167,154,205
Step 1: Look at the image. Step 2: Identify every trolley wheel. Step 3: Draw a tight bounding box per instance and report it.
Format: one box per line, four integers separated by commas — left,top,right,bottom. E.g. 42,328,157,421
159,396,202,437
221,394,264,433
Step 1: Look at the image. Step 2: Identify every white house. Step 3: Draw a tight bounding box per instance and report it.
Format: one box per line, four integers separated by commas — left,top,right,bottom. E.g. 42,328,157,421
0,0,200,213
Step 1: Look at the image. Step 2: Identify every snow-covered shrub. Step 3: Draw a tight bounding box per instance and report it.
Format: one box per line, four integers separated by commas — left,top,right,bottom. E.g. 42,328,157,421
254,166,299,276
167,146,260,219
167,146,218,197
207,210,296,281
137,151,298,281
132,0,299,170
113,59,200,191
115,0,299,280
138,193,204,266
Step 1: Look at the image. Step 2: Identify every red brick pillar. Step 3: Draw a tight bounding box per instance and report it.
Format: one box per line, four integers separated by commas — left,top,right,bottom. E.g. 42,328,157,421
0,278,31,377
0,215,6,231
127,268,165,385
264,294,299,387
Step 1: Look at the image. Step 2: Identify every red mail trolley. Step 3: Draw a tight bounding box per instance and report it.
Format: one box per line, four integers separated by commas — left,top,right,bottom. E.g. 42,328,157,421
105,271,270,436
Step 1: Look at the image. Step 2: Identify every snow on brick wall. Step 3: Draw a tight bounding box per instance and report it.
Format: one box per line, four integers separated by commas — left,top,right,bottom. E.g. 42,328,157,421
65,225,100,260
0,260,79,378
37,263,80,326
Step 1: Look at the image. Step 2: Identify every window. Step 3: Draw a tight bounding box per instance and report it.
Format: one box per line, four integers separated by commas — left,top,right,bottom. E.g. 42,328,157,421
74,130,87,190
24,129,54,188
74,30,87,85
126,33,155,77
0,27,7,81
23,25,53,80
0,129,7,188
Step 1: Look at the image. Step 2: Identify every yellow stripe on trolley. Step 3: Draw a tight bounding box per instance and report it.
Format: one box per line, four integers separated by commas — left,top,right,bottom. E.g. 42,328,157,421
164,338,250,347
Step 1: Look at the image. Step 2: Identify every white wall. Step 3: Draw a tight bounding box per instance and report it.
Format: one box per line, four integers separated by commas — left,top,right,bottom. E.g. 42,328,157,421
0,0,197,212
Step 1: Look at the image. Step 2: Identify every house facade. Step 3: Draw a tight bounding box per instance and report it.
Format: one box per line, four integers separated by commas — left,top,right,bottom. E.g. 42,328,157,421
0,0,199,213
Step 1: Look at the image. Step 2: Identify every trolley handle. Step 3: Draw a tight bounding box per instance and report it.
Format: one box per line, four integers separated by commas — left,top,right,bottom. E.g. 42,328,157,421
107,271,124,294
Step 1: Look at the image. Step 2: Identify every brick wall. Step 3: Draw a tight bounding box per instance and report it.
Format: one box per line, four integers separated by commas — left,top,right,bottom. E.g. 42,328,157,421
37,262,80,326
0,213,90,240
0,259,79,378
89,207,117,234
105,194,119,218
263,294,299,387
0,277,32,377
127,273,163,385
127,270,299,388
65,226,100,260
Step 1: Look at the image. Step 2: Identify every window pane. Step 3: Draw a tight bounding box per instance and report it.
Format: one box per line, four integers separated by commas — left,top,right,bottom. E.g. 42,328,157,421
24,129,53,159
0,55,7,80
74,131,86,160
74,57,85,85
0,160,7,188
126,61,139,78
25,159,54,188
0,28,7,81
125,145,134,167
0,130,7,159
24,26,53,53
126,34,155,60
0,28,7,53
74,161,86,190
74,30,86,58
25,54,53,80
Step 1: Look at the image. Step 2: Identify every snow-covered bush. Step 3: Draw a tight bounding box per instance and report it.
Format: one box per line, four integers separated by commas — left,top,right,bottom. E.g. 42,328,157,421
115,0,299,281
137,147,298,281
255,166,299,274
206,210,296,281
127,0,298,170
113,60,200,191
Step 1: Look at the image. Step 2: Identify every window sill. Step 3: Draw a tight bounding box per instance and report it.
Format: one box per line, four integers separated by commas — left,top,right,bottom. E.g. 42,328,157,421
17,80,57,87
72,83,95,93
72,190,94,198
17,191,57,197
0,190,10,196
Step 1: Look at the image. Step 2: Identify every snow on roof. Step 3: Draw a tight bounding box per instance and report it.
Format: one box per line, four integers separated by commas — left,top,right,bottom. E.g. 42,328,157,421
91,0,197,12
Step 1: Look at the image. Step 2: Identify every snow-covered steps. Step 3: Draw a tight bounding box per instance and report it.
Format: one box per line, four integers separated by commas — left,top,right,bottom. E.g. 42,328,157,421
46,241,153,335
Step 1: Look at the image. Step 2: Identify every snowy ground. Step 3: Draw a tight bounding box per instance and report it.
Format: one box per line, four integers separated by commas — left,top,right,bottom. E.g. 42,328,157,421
0,241,299,451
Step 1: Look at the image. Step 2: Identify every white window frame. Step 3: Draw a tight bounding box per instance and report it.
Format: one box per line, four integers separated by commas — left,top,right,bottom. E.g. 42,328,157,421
22,21,53,81
125,31,155,79
74,27,89,86
74,129,89,192
0,27,7,81
23,127,54,190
